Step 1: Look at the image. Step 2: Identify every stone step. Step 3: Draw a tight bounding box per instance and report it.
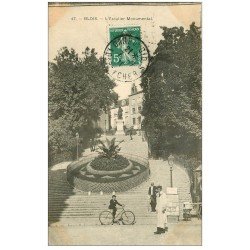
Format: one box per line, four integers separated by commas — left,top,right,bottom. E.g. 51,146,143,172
49,212,154,216
49,155,192,225
48,195,150,199
49,217,157,225
49,207,153,212
49,203,155,208
49,207,151,211
49,213,155,217
49,213,155,218
49,204,150,208
48,198,150,202
48,199,150,203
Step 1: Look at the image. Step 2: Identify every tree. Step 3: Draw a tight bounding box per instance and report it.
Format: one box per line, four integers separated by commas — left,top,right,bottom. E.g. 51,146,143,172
48,116,76,165
141,23,201,160
48,47,118,165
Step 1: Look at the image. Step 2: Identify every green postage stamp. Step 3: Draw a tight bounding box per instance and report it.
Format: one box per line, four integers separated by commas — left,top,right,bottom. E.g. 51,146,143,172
109,26,141,67
104,26,150,82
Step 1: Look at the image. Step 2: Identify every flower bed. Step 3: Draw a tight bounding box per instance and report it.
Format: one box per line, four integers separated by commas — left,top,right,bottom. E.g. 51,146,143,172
90,155,129,171
67,153,150,193
87,159,133,176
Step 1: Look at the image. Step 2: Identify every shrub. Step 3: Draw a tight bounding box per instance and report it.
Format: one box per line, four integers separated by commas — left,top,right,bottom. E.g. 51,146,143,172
97,137,124,158
48,118,76,166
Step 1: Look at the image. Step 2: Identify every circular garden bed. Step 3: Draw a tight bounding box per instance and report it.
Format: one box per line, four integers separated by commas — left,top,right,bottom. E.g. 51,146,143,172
67,153,150,193
90,155,129,171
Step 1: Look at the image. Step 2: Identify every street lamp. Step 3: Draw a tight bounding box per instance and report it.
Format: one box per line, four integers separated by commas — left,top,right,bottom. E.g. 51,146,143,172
76,132,79,160
168,154,174,187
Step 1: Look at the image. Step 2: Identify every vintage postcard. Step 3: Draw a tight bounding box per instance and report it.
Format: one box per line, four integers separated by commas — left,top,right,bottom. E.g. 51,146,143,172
48,2,202,245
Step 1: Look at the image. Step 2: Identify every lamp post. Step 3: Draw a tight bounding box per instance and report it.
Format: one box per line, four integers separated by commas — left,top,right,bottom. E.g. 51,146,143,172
168,154,174,187
76,132,79,160
193,165,202,202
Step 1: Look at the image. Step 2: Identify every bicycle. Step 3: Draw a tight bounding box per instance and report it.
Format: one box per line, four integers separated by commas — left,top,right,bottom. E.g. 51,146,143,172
99,205,135,225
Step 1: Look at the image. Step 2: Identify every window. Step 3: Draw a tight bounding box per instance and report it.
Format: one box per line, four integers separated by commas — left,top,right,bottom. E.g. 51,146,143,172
132,107,136,114
138,116,141,124
133,118,136,125
138,106,142,112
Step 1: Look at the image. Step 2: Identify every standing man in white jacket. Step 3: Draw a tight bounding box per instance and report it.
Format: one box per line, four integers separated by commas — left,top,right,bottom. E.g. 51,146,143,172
154,186,168,234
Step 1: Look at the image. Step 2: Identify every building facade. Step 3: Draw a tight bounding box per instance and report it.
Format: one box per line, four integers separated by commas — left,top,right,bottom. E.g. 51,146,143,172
110,84,144,130
128,84,143,130
96,110,110,132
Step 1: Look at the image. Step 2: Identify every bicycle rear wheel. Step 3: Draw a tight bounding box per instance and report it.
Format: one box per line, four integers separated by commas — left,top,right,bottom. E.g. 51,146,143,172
121,210,135,225
99,211,113,225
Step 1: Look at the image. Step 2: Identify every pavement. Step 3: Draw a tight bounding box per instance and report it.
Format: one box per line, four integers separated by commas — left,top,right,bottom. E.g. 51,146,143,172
49,220,201,246
49,134,200,245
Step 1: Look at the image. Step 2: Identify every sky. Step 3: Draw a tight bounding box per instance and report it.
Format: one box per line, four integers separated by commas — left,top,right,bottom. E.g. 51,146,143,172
49,3,201,99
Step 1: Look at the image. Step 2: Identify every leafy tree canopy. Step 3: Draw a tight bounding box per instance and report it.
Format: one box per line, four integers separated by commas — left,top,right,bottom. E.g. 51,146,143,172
48,47,118,165
141,23,201,159
49,47,118,133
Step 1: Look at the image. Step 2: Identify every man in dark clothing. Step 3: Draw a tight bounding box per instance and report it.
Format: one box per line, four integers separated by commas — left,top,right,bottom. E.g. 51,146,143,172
148,182,157,212
90,138,95,152
108,195,123,222
129,127,134,140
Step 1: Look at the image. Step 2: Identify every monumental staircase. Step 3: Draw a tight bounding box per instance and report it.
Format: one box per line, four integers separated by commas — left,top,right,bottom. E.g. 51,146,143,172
49,142,192,226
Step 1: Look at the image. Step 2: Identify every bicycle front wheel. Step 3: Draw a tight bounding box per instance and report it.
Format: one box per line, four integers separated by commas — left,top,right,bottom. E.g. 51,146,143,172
99,211,113,225
121,211,135,225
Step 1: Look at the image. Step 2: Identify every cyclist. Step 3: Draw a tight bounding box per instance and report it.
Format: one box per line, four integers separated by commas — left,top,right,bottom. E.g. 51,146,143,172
108,195,123,223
